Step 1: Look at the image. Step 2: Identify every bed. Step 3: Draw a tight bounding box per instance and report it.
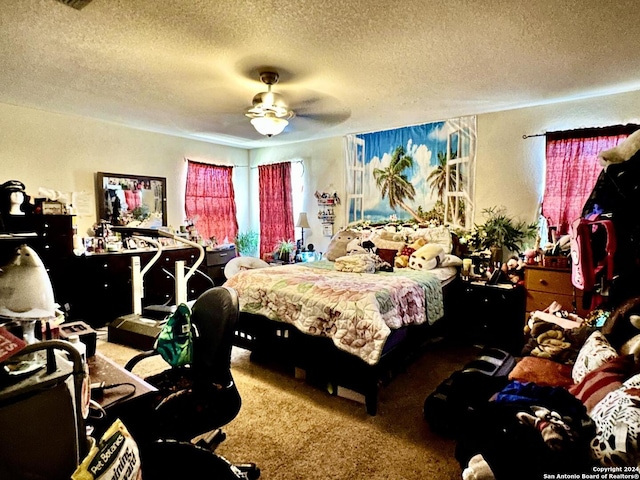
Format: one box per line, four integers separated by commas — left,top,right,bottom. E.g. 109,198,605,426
224,240,461,415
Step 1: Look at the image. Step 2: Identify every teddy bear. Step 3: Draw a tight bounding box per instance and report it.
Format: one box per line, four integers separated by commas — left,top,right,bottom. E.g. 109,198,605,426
394,237,427,268
409,243,445,271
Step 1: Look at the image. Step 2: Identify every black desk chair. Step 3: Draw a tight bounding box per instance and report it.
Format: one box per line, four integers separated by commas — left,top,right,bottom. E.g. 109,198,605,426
125,286,259,480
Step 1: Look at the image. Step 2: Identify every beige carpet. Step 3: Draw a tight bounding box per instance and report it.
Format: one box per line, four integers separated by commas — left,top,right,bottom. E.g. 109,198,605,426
97,338,479,480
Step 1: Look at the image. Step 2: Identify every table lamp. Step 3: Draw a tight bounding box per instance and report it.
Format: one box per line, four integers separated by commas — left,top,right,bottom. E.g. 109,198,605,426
0,244,56,373
296,212,310,249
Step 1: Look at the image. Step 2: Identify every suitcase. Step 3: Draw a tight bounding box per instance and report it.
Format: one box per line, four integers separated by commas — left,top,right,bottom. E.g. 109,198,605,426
423,347,516,438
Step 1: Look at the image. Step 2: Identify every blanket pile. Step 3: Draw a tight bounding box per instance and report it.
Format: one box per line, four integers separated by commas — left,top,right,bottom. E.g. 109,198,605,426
334,253,377,273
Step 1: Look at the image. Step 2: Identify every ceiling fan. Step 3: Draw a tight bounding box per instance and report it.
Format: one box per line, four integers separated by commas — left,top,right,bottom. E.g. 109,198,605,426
244,71,295,137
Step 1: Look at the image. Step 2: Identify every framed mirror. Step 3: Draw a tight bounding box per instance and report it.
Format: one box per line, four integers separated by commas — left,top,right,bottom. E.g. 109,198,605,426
96,172,167,226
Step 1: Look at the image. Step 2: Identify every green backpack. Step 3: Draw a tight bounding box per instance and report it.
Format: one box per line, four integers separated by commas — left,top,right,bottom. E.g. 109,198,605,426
155,303,194,368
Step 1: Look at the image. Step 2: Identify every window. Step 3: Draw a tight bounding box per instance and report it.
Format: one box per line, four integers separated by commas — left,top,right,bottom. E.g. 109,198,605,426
185,160,238,243
542,126,637,235
258,161,294,257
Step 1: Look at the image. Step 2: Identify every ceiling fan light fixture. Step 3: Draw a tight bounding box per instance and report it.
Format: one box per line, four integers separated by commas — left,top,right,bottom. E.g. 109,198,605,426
250,114,289,137
245,70,294,137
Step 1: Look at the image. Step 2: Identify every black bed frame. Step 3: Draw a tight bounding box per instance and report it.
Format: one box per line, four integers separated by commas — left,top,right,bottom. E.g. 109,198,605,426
232,278,462,415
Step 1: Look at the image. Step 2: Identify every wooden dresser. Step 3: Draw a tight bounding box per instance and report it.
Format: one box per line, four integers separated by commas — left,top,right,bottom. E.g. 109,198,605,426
524,265,590,317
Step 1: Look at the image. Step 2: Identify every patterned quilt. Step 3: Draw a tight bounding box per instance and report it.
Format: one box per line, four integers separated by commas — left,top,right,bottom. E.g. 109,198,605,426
224,261,444,365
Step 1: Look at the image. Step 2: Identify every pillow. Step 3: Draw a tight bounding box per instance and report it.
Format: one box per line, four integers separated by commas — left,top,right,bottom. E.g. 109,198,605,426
325,230,360,261
440,254,463,268
409,244,445,271
569,355,639,414
410,226,452,253
590,373,640,466
370,234,405,253
508,356,574,388
224,256,270,279
377,248,397,266
572,331,618,384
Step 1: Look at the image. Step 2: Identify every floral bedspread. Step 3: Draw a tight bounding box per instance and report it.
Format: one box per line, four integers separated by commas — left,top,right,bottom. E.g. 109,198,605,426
224,261,444,365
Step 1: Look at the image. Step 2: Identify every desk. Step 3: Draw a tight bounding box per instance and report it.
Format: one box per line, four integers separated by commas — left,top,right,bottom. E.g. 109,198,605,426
88,352,157,410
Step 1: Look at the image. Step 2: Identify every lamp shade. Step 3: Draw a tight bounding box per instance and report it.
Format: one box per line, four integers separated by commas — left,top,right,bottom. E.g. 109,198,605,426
250,114,288,137
296,212,310,229
0,245,56,319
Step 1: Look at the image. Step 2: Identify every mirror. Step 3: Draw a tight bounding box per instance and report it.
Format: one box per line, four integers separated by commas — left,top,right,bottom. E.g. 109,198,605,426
96,172,167,226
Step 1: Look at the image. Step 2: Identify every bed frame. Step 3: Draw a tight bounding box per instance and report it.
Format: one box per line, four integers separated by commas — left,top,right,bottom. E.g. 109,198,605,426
232,277,462,415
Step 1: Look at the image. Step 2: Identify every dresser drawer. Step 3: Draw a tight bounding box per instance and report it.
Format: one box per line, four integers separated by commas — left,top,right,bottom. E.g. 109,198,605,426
525,267,574,296
206,248,236,266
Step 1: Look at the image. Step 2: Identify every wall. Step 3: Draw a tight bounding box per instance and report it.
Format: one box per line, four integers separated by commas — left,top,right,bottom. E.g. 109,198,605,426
248,89,640,253
0,102,250,238
3,87,640,255
249,137,344,254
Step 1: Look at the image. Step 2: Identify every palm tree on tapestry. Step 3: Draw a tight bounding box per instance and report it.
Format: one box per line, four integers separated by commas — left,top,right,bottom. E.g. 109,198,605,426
373,145,423,222
427,150,466,224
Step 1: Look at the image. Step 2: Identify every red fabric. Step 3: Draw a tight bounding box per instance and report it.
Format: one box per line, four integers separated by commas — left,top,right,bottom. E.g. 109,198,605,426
185,161,238,243
124,189,141,210
542,134,627,234
259,162,295,257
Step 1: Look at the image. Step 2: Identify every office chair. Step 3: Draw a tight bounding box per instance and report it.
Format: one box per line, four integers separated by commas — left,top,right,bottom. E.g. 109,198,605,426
125,286,259,480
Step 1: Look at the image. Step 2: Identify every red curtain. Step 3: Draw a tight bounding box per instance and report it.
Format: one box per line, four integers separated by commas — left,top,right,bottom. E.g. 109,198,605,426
259,162,294,257
542,127,633,235
185,161,238,243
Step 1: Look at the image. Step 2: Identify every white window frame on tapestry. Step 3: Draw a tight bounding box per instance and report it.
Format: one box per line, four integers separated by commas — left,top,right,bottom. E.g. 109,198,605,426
344,135,365,223
444,116,476,230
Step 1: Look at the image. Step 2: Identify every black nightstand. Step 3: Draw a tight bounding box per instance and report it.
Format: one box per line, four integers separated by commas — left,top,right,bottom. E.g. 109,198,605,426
206,245,237,285
458,280,526,355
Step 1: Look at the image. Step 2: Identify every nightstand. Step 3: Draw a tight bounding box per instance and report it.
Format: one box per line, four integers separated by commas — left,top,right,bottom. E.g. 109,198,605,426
459,280,526,354
206,245,237,284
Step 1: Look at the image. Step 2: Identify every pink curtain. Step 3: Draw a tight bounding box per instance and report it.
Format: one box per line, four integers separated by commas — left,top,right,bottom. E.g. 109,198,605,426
185,161,238,243
542,128,632,235
259,162,294,257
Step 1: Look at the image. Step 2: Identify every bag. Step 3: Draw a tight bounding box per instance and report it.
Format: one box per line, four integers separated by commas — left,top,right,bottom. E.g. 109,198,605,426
424,348,515,438
155,303,194,367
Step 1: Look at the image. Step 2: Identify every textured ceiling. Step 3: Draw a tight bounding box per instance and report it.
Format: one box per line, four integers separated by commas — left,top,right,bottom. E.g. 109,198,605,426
2,0,640,149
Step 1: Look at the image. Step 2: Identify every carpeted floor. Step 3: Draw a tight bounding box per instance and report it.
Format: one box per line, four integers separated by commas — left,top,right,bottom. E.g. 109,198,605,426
97,338,480,480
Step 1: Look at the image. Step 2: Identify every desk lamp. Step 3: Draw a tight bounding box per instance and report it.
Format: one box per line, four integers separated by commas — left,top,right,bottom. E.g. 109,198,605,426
296,212,310,249
0,244,56,373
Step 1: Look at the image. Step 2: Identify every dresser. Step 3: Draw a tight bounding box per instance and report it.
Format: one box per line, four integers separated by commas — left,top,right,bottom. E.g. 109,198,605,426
524,265,590,317
71,246,211,327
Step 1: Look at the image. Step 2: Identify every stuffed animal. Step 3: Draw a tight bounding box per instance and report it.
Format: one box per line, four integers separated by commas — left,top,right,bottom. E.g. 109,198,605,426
516,406,576,452
409,243,445,271
394,238,427,268
462,454,495,480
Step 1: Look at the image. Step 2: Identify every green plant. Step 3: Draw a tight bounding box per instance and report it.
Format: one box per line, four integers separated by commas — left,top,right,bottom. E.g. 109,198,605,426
234,230,259,257
469,206,537,253
275,239,295,255
275,238,295,263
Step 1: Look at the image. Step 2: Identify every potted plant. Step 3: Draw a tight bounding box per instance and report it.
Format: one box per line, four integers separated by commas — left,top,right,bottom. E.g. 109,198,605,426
468,206,537,263
234,230,259,257
275,239,295,263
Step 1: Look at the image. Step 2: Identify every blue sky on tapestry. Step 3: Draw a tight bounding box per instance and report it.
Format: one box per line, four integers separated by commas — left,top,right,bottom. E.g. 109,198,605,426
355,121,453,223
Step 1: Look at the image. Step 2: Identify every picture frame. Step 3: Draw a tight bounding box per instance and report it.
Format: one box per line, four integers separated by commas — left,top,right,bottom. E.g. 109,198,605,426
42,201,64,215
